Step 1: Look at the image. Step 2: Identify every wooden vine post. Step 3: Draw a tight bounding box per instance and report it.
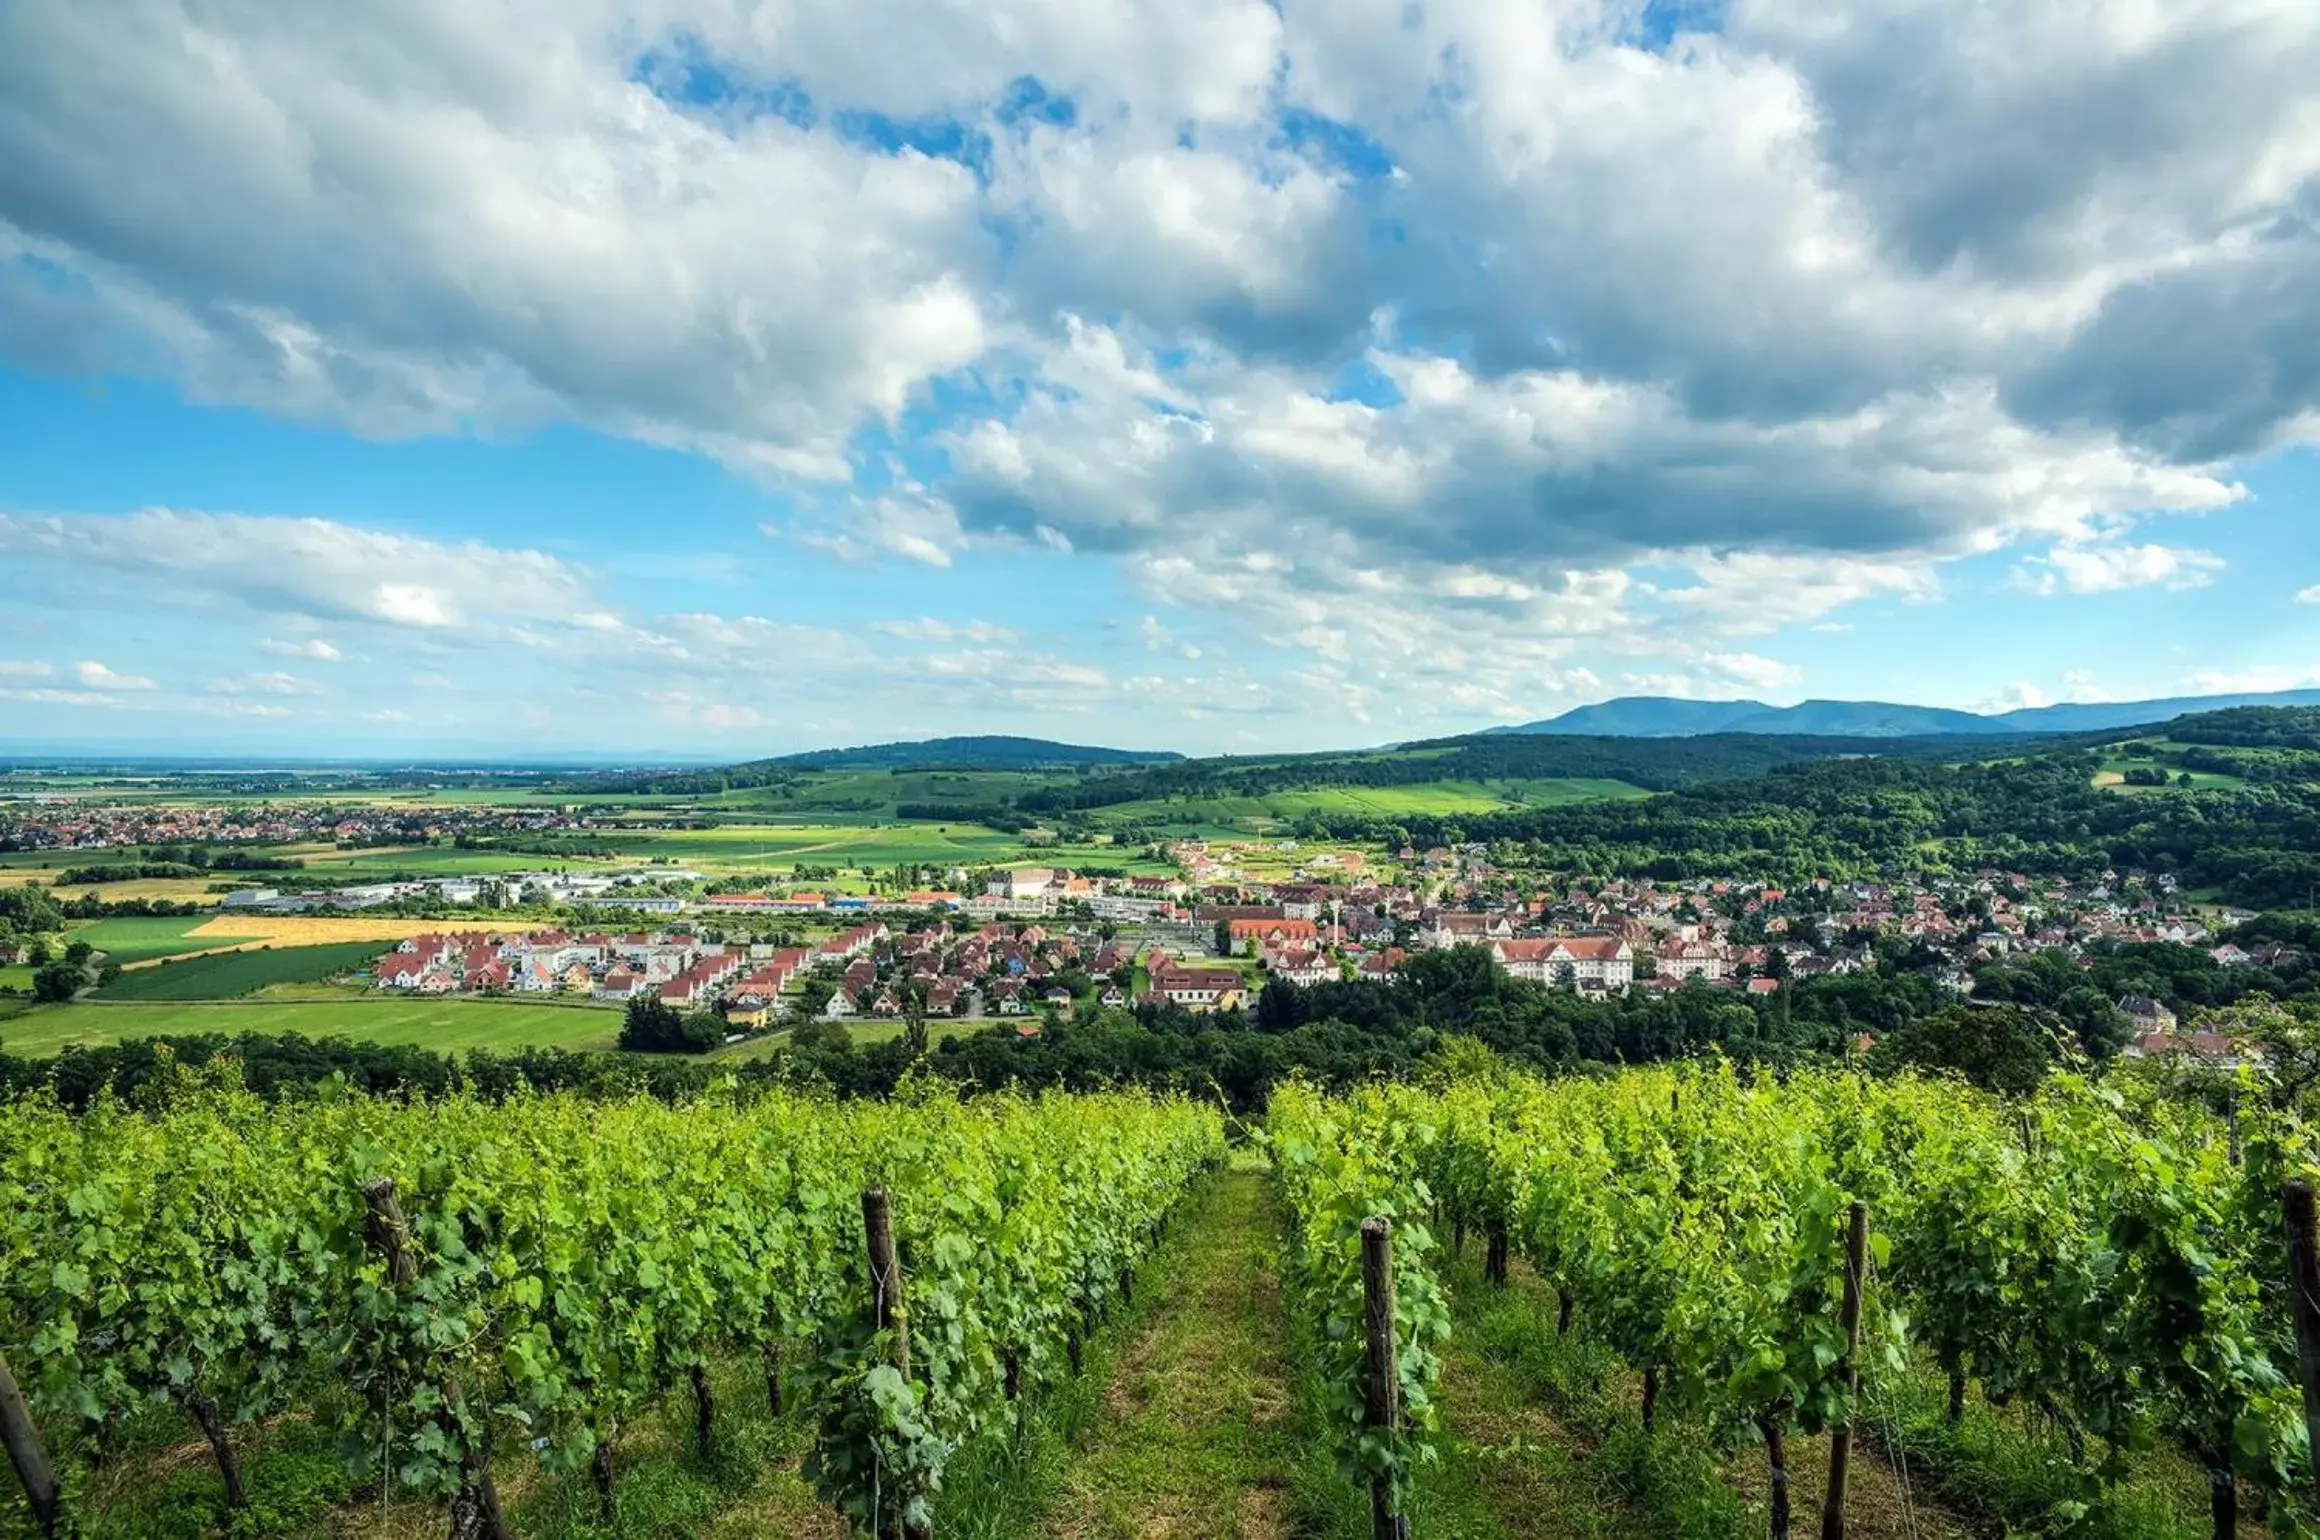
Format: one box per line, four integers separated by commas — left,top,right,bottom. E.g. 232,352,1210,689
862,1187,911,1379
860,1187,929,1540
2282,1179,2320,1481
1760,1411,1792,1540
0,1348,60,1538
1361,1217,1411,1540
1821,1201,1869,1540
361,1179,510,1540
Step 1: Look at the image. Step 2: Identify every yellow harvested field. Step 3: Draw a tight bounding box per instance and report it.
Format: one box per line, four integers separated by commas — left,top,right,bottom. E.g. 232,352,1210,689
186,916,557,946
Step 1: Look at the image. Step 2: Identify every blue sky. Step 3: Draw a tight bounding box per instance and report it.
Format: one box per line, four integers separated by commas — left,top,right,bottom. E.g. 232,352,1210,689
2,0,2318,758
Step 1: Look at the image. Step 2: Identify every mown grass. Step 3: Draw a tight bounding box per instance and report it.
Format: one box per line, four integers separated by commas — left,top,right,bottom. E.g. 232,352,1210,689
1037,1164,1305,1538
0,997,623,1056
67,913,254,964
1425,1255,1748,1540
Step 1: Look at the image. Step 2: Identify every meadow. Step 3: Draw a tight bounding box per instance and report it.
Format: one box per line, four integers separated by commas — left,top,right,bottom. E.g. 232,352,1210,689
66,913,258,963
90,942,383,1001
1081,775,1649,833
0,997,991,1058
2090,746,2246,792
0,996,624,1056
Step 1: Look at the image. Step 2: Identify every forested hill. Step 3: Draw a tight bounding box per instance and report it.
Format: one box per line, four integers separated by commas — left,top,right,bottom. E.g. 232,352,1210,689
578,735,1180,792
1011,727,2079,814
768,736,1181,769
1384,752,2320,908
1499,686,2320,737
2171,704,2320,749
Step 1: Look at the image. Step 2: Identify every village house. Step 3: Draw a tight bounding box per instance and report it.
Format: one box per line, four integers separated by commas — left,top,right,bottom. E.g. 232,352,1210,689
1544,936,1635,992
1418,910,1517,948
1228,916,1320,953
1149,961,1248,1012
1260,944,1336,987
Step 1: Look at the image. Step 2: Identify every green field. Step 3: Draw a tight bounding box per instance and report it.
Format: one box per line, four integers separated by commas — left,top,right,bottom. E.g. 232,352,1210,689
710,1018,1002,1060
1084,776,1647,833
91,942,383,1001
67,914,259,964
0,997,623,1056
296,847,593,877
2091,748,2245,793
578,822,1031,869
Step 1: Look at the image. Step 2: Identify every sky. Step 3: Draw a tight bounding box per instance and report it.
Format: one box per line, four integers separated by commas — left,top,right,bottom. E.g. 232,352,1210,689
2,0,2319,760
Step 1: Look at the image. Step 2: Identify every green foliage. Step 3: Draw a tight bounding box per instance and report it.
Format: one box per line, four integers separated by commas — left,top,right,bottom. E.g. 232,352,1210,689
2170,705,2320,750
618,996,718,1053
1307,1062,2320,1534
0,884,64,935
31,960,85,1002
1868,1002,2064,1095
0,1079,1224,1535
1270,1081,1453,1518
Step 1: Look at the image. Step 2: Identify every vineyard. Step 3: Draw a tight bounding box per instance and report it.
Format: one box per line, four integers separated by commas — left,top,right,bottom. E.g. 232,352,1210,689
8,1061,2320,1538
0,1079,1223,1538
1273,1063,2320,1540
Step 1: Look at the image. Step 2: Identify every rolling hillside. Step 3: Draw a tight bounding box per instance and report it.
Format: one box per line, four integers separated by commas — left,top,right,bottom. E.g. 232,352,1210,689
1498,687,2320,738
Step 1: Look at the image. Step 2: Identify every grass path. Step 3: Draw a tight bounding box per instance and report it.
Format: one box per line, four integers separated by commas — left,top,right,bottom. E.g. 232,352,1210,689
1042,1168,1300,1539
1412,1261,1653,1540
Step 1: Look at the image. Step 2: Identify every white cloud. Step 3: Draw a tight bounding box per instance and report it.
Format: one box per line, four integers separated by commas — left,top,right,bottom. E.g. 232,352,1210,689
2180,664,2320,694
2,0,2317,745
0,660,52,678
259,636,344,662
2010,541,2226,596
1984,682,2052,711
74,659,155,690
1621,653,1804,700
0,509,605,634
2297,585,2320,605
870,617,1019,643
1701,653,1806,693
205,671,324,697
0,687,142,708
789,493,967,568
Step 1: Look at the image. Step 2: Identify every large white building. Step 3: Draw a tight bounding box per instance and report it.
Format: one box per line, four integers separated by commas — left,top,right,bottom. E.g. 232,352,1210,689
1490,936,1633,991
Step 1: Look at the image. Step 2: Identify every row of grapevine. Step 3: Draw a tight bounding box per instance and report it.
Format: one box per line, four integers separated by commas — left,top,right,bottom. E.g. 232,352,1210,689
1286,1063,2320,1540
0,1077,1225,1536
1268,1080,1452,1537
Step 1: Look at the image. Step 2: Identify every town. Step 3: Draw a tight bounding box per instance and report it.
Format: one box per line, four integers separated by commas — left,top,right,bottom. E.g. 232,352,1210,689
355,847,2273,1066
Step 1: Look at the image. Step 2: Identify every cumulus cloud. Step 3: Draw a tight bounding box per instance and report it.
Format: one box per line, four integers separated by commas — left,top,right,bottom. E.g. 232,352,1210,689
74,659,155,690
2298,586,2320,605
259,637,344,662
0,509,604,634
205,671,324,697
0,687,142,709
2010,540,2225,595
870,617,1019,643
1,0,2314,735
2180,664,2320,694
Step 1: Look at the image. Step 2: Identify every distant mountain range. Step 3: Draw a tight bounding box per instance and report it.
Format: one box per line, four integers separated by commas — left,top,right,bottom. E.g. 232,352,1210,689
1491,688,2320,739
768,735,1184,769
